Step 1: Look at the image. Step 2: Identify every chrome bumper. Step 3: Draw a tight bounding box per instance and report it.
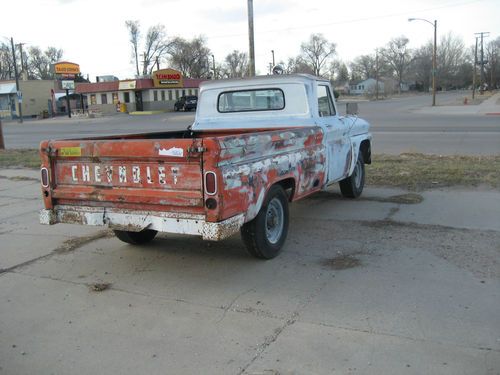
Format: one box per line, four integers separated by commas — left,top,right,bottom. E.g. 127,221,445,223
40,205,245,241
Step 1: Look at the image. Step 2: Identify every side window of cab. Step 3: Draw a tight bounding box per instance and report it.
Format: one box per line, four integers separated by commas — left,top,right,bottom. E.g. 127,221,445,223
317,85,336,117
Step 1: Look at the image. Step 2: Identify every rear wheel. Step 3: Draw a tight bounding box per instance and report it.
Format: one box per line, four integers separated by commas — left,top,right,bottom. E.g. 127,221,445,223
241,185,289,259
339,153,365,198
113,229,158,245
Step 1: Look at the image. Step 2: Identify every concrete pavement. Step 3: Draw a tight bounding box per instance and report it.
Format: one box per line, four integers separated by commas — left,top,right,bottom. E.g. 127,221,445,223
0,168,499,374
413,92,500,116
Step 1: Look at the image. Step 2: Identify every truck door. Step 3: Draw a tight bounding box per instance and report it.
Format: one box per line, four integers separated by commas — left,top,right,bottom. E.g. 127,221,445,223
316,83,353,183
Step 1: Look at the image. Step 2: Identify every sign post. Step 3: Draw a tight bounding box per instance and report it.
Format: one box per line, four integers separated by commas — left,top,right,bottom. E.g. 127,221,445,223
0,118,4,150
61,80,75,118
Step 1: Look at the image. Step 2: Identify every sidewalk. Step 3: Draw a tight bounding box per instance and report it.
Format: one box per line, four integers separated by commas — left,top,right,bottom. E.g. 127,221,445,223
413,91,500,116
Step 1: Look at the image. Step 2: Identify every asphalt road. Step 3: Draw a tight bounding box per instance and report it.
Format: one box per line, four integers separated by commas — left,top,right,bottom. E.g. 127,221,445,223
2,91,500,154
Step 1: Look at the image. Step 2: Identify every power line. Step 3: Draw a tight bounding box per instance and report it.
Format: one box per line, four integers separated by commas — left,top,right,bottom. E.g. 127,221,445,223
205,0,490,41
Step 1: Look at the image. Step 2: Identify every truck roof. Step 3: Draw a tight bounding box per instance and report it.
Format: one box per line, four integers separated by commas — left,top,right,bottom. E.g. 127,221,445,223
199,74,330,91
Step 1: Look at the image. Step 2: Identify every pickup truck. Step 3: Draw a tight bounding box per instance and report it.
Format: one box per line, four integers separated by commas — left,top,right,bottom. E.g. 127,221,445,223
39,74,371,259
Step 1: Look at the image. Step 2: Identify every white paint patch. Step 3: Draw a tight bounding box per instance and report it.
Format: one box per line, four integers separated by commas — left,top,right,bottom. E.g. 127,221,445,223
159,147,184,157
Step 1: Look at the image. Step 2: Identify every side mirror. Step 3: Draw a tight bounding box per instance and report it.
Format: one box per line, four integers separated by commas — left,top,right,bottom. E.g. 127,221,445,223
346,102,358,115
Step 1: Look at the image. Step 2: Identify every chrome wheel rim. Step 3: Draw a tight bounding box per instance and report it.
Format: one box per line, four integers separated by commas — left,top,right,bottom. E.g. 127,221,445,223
265,198,284,244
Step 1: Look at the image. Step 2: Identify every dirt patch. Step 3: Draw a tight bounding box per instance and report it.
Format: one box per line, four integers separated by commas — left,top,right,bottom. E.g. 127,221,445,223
364,193,424,204
89,282,112,292
54,230,113,254
321,255,361,270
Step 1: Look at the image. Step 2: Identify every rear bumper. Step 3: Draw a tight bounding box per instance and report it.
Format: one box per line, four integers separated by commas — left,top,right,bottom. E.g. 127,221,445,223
40,205,244,241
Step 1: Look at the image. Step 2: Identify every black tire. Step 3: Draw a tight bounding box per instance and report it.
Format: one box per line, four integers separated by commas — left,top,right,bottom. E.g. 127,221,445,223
339,153,365,198
174,105,179,112
113,229,158,245
240,185,289,259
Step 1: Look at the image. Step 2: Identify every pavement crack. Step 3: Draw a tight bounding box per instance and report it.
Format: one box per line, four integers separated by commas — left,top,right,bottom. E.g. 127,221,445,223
305,320,500,354
216,288,256,324
0,230,111,275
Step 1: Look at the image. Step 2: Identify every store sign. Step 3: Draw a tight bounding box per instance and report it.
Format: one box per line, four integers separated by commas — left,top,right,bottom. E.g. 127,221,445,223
118,80,136,90
153,69,183,88
54,62,80,75
61,80,75,90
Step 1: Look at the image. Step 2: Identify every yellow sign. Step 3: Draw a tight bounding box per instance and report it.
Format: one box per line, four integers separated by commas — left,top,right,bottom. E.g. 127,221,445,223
54,62,80,75
153,69,183,88
60,147,82,157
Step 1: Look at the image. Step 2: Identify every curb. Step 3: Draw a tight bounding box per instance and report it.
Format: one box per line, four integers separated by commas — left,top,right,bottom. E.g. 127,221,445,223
129,111,166,116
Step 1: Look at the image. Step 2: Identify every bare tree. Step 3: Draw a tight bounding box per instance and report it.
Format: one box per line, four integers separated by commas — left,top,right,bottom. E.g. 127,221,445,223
437,32,467,89
143,25,171,75
299,34,336,76
0,43,14,80
224,50,249,78
380,36,413,93
125,20,140,76
485,36,500,89
168,36,211,78
27,46,63,79
350,54,377,80
409,42,433,91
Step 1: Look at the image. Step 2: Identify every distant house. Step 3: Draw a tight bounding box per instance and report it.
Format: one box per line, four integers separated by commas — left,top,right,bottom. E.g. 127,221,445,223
334,82,350,95
349,78,384,95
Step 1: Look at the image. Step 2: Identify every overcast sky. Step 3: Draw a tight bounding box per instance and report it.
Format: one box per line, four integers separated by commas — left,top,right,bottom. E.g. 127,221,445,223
3,0,499,79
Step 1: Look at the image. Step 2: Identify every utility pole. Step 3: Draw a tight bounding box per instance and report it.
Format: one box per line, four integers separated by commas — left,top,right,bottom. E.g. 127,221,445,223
155,56,160,71
16,43,26,74
375,49,379,100
475,32,490,93
211,55,216,79
473,36,478,100
271,50,275,67
10,37,23,123
0,118,5,150
247,0,255,76
269,63,272,75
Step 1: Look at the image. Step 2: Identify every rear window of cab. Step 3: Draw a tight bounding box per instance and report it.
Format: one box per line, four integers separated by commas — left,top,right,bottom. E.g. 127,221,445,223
217,88,285,113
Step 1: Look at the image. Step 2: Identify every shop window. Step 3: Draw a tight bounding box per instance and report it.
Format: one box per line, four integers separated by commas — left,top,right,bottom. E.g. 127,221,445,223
188,89,192,95
154,90,158,101
193,89,198,96
161,90,165,101
90,94,96,105
112,92,119,104
168,90,172,100
175,90,180,100
124,92,130,103
182,89,186,96
101,94,108,104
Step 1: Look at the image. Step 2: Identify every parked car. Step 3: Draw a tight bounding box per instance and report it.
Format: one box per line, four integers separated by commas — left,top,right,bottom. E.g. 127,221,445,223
174,95,198,111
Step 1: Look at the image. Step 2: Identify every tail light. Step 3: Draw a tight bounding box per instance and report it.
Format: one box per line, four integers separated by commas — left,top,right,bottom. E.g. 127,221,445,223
204,171,217,195
41,167,50,187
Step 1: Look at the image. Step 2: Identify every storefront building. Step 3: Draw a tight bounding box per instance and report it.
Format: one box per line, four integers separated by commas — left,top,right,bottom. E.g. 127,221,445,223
0,80,59,119
75,69,205,114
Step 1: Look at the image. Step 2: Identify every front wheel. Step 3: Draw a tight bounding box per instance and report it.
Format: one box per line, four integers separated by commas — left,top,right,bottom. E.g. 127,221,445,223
240,185,289,259
114,229,158,245
339,153,365,198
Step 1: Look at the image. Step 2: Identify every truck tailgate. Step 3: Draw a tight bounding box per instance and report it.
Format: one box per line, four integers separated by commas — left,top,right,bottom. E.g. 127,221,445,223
47,139,204,211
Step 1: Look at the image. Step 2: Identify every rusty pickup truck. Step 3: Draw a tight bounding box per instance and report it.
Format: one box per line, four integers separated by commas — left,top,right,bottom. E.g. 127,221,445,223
40,74,371,259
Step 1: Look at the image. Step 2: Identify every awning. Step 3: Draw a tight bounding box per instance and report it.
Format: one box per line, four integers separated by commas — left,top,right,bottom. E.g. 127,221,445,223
0,82,16,95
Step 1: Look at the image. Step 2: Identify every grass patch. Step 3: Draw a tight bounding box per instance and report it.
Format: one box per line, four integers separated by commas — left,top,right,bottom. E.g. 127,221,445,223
368,153,500,190
0,149,39,168
1,149,499,190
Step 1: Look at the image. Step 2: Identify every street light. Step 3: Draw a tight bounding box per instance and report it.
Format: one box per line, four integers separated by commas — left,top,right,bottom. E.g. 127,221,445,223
408,17,437,106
